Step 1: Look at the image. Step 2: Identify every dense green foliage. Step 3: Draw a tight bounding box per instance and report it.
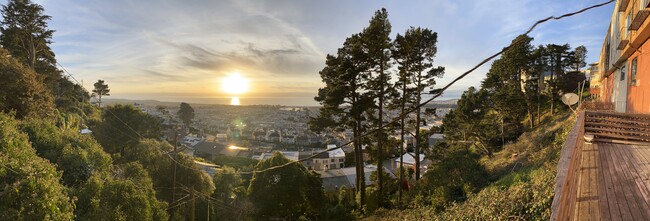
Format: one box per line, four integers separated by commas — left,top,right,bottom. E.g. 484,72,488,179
20,118,112,186
78,163,169,221
368,113,573,220
213,155,258,169
1,0,88,112
0,47,55,119
92,104,161,157
0,113,75,220
248,152,325,219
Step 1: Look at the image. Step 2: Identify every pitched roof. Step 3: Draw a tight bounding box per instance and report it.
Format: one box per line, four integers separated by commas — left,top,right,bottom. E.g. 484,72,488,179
258,151,300,161
193,141,226,156
395,152,425,165
316,165,378,191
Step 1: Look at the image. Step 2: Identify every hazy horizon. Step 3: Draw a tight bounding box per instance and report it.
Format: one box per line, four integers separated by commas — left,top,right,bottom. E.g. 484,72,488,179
29,0,614,106
104,94,462,107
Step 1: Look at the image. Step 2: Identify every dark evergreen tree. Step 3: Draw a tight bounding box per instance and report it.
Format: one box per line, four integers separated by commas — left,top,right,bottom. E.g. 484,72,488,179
0,0,54,72
362,8,393,199
442,87,499,156
482,35,533,143
178,102,195,127
92,104,161,157
310,34,373,208
543,44,573,114
247,152,324,220
572,45,587,72
393,27,444,181
92,79,110,108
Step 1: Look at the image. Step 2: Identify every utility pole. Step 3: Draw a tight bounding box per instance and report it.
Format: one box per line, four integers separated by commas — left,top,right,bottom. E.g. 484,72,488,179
171,129,179,217
189,186,195,221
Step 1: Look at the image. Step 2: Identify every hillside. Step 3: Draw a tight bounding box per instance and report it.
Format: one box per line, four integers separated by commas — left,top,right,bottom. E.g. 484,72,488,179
366,112,575,220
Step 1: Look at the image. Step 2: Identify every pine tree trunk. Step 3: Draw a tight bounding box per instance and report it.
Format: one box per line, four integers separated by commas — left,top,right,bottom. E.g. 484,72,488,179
537,78,541,125
526,100,534,127
355,120,365,208
415,94,422,181
398,80,406,203
377,73,384,200
551,92,555,115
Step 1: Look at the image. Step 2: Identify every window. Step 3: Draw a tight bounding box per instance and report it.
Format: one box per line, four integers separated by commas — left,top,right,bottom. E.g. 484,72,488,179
331,159,335,162
340,163,344,168
632,57,638,85
627,11,632,36
339,159,344,162
621,65,626,81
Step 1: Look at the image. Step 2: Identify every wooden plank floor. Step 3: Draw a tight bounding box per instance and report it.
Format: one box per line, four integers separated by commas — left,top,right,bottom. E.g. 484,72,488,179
573,142,650,220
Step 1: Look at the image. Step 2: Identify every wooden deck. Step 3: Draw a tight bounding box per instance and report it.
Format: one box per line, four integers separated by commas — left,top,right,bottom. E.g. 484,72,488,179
559,142,650,220
552,110,650,221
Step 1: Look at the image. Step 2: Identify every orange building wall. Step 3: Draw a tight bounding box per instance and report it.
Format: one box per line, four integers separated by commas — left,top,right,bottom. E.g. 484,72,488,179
626,40,650,114
602,74,614,104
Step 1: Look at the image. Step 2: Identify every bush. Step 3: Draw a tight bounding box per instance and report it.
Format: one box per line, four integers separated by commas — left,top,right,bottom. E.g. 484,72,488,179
20,118,112,187
0,113,74,220
0,48,55,119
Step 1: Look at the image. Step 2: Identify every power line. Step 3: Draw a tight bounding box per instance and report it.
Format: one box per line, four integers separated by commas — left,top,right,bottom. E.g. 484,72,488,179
57,62,205,188
239,0,615,175
53,0,615,179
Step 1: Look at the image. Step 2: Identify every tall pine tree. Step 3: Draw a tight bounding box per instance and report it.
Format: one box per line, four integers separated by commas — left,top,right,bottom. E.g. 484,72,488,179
310,34,373,208
393,27,444,180
362,8,392,200
0,0,57,86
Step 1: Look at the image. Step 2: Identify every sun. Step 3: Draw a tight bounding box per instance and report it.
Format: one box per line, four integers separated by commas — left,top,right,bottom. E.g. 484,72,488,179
222,73,249,95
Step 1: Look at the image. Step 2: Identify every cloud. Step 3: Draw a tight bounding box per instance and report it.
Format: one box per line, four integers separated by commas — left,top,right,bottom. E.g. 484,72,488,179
36,0,614,104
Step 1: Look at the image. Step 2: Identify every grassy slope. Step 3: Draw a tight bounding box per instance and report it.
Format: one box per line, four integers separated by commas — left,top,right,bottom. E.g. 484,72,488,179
367,112,575,220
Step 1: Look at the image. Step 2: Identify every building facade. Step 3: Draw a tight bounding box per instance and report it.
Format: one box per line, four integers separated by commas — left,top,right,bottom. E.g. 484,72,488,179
598,0,650,113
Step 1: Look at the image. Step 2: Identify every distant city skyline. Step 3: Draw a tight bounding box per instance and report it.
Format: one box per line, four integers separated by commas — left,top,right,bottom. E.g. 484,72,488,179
31,0,614,106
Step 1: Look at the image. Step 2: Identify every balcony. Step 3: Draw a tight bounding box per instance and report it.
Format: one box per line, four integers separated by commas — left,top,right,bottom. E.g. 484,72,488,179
617,38,629,50
629,7,650,31
620,0,630,12
617,27,629,50
551,109,650,220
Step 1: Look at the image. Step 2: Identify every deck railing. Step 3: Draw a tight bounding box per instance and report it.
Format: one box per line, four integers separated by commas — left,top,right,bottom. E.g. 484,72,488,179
551,111,585,221
579,101,614,112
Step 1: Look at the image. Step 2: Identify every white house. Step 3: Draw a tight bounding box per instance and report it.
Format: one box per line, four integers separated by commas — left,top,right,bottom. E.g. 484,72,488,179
393,152,431,176
303,145,346,171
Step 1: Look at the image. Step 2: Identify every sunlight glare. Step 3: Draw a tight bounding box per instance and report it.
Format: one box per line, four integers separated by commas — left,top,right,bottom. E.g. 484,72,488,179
230,97,240,105
222,73,249,94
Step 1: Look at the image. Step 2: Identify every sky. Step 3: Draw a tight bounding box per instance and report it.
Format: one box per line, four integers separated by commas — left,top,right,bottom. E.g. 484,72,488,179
27,0,615,106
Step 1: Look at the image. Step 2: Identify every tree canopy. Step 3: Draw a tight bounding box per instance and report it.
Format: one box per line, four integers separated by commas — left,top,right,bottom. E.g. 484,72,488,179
92,104,161,157
177,102,195,127
92,80,110,108
0,47,54,119
248,152,324,219
0,113,75,220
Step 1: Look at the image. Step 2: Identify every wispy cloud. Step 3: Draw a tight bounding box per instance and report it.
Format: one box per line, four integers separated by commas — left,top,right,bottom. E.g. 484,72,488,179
23,0,614,105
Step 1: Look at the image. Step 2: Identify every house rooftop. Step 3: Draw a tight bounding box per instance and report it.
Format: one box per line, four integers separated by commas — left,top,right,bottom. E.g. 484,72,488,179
395,152,425,165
